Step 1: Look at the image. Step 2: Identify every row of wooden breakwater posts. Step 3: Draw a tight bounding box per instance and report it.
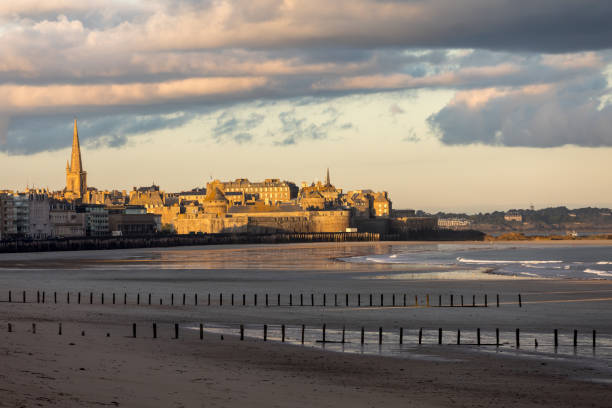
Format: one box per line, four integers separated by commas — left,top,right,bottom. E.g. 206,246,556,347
3,290,526,308
5,321,601,349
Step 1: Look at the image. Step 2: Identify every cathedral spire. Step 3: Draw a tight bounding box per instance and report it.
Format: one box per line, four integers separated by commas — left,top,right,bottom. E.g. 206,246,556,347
325,167,331,186
70,118,83,172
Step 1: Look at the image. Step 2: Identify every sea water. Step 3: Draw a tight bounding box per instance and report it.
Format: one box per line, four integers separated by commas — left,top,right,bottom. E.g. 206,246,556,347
340,244,612,279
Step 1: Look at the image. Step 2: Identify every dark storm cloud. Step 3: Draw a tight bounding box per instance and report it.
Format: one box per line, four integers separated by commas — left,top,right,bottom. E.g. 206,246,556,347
428,75,612,147
1,111,197,155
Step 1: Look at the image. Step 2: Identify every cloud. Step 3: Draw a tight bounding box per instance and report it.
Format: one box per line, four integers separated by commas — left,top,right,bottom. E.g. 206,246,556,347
212,111,264,144
1,111,197,155
1,1,611,155
427,76,612,147
275,107,352,145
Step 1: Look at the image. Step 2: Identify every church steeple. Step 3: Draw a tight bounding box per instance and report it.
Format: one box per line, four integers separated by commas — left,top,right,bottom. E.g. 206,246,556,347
325,168,331,186
65,118,87,200
70,118,83,172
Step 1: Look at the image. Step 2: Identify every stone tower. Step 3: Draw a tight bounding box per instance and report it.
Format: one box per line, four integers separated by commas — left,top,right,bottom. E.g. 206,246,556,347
65,119,87,200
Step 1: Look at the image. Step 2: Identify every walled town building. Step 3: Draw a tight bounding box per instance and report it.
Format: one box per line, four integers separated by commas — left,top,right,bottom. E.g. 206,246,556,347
216,178,298,204
438,217,472,230
49,200,86,238
27,190,51,240
76,204,109,237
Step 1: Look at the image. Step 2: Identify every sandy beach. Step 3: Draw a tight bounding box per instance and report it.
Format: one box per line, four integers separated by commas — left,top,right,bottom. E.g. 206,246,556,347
2,241,612,407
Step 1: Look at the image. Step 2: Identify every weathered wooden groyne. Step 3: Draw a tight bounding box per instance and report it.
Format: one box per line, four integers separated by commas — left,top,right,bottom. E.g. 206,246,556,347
0,232,380,253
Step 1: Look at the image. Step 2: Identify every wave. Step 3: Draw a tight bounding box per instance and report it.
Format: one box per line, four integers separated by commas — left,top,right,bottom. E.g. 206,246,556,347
584,269,612,278
457,257,562,265
596,261,612,265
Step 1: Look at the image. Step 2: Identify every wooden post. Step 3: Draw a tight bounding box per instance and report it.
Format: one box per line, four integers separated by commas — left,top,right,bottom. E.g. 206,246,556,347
112,293,115,305
254,294,257,306
137,293,140,305
200,323,203,340
369,293,373,306
67,292,70,304
282,324,285,342
219,293,222,306
8,323,12,332
23,290,26,303
240,324,244,341
496,294,499,307
78,292,82,304
264,324,267,341
381,293,384,307
358,294,361,306
496,328,499,346
153,323,157,339
361,327,365,345
171,293,174,306
208,293,211,306
346,293,349,307
146,292,150,305
231,293,234,306
124,293,127,305
54,292,57,304
32,323,36,334
415,295,418,306
37,291,40,303
378,327,383,345
90,292,92,304
399,327,403,344
277,293,280,306
392,294,396,307
426,294,429,307
457,329,460,345
461,295,464,307
438,295,441,307
335,294,338,307
58,323,62,336
301,324,305,344
419,328,422,345
242,294,245,306
518,294,522,307
182,293,186,305
593,330,596,348
438,328,442,344
8,290,11,303
174,323,179,339
311,293,314,306
159,298,163,305
323,293,326,307
101,293,104,304
132,323,136,338
42,292,45,303
450,294,454,307
484,294,488,307
472,295,475,307
301,293,304,306
403,294,406,307
322,324,326,343
289,293,292,306
342,326,346,344
516,328,520,348
195,293,198,305
554,329,558,348
573,329,578,347
265,294,268,307
477,328,481,345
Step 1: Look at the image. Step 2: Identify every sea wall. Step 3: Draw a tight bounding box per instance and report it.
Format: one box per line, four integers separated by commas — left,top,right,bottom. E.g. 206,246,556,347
0,232,380,253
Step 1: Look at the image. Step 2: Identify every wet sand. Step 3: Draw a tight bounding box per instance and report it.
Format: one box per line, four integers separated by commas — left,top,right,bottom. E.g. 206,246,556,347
2,320,612,408
2,241,612,406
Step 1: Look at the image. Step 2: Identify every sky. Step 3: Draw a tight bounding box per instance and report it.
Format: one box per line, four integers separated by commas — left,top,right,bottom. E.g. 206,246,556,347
0,0,611,213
